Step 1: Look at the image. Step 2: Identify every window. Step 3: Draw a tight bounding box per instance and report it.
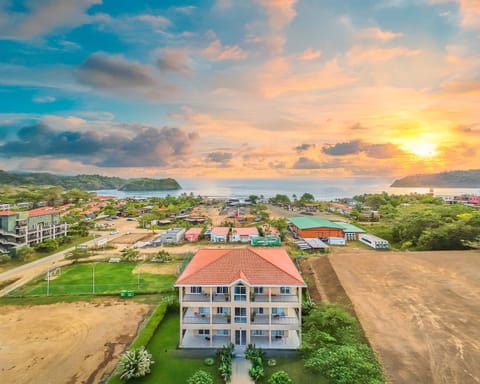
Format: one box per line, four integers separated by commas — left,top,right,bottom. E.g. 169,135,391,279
234,307,247,323
190,286,202,294
216,307,229,314
199,307,209,314
272,330,285,337
253,308,264,315
198,329,210,335
216,329,229,336
216,287,229,294
280,286,291,295
252,330,266,336
272,308,286,316
234,285,247,301
253,287,264,294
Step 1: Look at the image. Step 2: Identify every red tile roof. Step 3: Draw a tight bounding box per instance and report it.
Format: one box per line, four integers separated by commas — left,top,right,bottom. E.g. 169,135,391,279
185,228,203,235
211,227,230,235
175,248,305,286
28,207,59,216
232,227,259,236
0,210,18,216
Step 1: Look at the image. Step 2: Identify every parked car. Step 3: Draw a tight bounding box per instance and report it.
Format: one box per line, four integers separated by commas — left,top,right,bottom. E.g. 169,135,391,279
110,230,119,235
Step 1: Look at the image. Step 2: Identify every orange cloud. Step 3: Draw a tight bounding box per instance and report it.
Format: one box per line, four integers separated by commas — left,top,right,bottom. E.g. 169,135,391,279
347,45,421,63
202,39,248,61
257,0,297,30
359,27,403,40
298,48,322,60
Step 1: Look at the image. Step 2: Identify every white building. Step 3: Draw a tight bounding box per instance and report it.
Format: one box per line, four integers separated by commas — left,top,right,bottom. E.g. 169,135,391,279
359,233,389,249
175,248,306,349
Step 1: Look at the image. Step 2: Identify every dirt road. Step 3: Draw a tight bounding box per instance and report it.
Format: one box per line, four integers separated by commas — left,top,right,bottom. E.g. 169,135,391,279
0,300,151,384
323,250,480,384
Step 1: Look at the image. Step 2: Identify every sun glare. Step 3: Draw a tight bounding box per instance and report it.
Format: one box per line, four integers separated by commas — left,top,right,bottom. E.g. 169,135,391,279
402,141,438,158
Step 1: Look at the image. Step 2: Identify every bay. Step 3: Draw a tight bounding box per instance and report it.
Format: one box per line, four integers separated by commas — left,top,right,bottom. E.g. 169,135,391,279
91,177,480,201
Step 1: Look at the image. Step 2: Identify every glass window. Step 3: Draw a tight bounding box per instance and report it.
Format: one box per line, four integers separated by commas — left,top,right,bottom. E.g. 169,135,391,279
190,286,202,294
234,307,247,323
252,330,266,336
234,286,247,301
253,287,264,294
216,287,229,294
216,329,229,336
198,329,210,335
272,330,285,337
280,287,291,294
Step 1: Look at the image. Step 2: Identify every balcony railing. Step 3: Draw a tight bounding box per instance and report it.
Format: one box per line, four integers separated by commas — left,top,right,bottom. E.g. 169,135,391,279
250,315,299,325
183,315,210,324
183,294,210,302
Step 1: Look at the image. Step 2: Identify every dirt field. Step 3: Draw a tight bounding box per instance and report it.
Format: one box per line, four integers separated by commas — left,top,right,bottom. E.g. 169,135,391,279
314,249,480,384
0,300,152,384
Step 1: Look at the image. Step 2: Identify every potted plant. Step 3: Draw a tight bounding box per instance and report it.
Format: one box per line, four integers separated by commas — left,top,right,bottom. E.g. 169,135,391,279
250,291,256,302
224,313,231,323
225,294,230,301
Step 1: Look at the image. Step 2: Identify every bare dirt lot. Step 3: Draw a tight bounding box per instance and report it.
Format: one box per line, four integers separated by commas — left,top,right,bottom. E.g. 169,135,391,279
0,300,152,384
315,249,480,384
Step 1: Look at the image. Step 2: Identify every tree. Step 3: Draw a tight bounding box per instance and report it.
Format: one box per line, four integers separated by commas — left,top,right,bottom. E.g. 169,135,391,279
16,245,35,261
299,193,315,205
33,238,59,253
118,347,154,381
66,247,89,262
249,195,259,204
267,371,293,384
187,370,214,384
121,247,139,262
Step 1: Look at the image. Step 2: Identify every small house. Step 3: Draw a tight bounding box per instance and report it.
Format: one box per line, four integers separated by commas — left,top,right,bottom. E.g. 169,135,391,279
185,227,203,242
229,227,259,243
210,227,230,242
359,233,389,249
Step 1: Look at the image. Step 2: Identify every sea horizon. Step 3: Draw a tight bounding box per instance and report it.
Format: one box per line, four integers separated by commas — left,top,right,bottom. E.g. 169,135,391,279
91,177,480,201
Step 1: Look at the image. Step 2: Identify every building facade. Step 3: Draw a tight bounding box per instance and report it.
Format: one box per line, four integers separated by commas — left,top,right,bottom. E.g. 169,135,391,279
175,248,306,349
0,208,68,254
289,217,344,239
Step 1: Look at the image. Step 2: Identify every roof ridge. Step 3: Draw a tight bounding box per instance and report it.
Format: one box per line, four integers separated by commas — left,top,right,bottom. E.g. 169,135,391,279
247,247,304,284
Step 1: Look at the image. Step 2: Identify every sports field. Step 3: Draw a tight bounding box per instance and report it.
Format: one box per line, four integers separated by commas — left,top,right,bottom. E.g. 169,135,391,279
8,262,177,296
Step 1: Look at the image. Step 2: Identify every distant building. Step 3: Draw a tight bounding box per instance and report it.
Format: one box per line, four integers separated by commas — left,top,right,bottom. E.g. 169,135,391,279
229,227,259,243
359,233,389,249
185,228,203,242
289,217,344,239
0,208,68,255
153,227,185,245
333,222,366,240
210,227,230,243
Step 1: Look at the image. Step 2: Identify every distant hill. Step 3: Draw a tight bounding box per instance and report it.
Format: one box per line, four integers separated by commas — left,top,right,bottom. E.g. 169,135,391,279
391,170,480,188
0,170,181,191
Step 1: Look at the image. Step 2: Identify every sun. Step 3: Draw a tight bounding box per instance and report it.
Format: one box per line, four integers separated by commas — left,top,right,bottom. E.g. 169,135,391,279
399,139,438,158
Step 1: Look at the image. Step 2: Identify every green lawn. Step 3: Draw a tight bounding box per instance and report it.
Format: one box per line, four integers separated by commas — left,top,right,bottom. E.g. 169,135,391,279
109,310,220,384
8,262,176,296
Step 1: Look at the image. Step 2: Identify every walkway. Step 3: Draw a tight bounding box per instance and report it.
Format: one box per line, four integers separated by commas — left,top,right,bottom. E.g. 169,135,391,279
231,357,254,384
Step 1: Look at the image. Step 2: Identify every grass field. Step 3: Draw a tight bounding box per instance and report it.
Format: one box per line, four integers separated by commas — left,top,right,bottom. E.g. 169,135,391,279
8,262,176,296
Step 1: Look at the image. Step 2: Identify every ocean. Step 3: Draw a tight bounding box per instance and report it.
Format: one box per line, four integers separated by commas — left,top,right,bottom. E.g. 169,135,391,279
91,177,480,201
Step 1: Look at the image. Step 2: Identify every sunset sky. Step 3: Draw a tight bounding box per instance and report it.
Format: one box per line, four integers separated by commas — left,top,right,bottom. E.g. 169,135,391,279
0,0,479,179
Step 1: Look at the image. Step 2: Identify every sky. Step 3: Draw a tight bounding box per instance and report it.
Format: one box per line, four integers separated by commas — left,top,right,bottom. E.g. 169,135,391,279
0,0,479,179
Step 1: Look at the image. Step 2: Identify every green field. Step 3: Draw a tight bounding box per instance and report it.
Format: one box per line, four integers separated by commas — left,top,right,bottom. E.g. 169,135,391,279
9,262,176,296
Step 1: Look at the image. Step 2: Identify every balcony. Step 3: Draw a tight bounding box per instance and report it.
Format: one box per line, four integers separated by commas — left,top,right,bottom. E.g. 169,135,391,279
250,315,299,326
271,294,299,303
183,294,210,302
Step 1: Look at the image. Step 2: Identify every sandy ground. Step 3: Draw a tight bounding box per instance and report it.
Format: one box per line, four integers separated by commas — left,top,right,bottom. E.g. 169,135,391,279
321,249,480,384
133,262,178,275
0,300,152,384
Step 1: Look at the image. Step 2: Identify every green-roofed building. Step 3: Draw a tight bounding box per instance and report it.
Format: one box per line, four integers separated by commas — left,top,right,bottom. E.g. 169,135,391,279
333,222,366,240
289,217,345,239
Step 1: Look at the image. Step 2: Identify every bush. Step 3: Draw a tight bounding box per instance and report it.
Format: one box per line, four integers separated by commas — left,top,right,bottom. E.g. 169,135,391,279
130,302,168,349
119,346,154,381
267,358,277,367
204,357,215,366
305,344,383,384
0,254,11,263
267,370,293,384
187,369,214,384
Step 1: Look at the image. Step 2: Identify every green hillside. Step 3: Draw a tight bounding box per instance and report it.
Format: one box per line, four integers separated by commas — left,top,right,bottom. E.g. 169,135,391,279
0,170,181,191
391,169,480,188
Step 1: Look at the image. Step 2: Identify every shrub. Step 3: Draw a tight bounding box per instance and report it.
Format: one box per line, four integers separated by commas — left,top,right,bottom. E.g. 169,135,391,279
187,369,214,384
204,357,215,366
217,343,234,383
267,358,277,367
118,346,154,381
267,370,293,384
130,302,168,349
304,344,384,384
